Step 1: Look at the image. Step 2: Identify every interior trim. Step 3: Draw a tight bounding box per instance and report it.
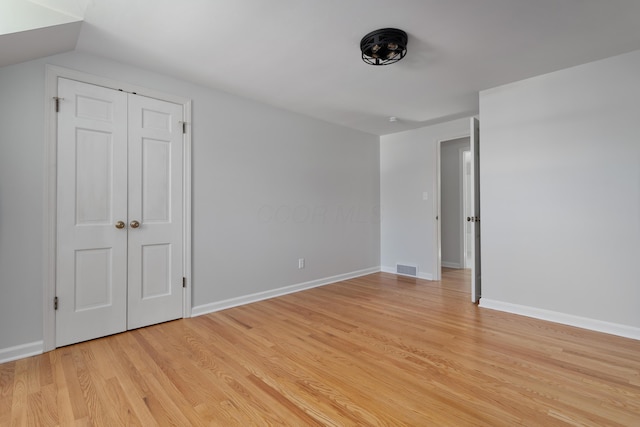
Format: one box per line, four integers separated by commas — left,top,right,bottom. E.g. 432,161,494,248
480,298,640,341
192,267,381,317
0,341,43,364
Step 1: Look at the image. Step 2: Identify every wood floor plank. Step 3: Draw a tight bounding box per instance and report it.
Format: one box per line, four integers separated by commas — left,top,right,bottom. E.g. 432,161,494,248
110,331,201,427
0,362,15,427
141,323,271,426
46,350,72,426
2,269,640,426
58,347,89,422
99,338,158,427
180,316,328,425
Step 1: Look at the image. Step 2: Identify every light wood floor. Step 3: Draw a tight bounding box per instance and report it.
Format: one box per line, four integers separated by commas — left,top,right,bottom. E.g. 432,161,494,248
2,269,640,426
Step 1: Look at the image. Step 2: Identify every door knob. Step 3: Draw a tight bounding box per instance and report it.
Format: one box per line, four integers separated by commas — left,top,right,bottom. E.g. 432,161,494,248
115,221,125,229
467,217,471,222
130,220,140,229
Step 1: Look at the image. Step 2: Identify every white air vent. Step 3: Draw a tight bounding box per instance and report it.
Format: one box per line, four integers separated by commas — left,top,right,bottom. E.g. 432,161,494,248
396,263,418,277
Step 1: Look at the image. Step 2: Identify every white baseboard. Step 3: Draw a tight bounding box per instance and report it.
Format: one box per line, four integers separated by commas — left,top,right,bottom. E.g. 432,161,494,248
0,341,43,364
380,266,433,281
441,261,462,269
192,267,381,317
479,299,640,341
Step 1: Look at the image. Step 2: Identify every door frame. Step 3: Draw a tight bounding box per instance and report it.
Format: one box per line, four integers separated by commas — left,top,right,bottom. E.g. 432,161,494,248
434,132,471,281
42,65,193,352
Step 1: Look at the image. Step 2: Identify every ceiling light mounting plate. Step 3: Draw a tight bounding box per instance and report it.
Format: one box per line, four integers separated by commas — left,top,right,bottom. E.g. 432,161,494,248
360,28,408,66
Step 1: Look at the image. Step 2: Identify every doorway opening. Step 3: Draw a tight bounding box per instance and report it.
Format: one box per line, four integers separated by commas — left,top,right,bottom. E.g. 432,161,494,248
435,118,481,302
439,137,470,271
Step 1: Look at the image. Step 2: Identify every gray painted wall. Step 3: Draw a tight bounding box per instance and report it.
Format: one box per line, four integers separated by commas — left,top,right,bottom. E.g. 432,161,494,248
480,49,640,329
0,60,45,349
380,119,470,278
0,51,380,351
441,137,470,268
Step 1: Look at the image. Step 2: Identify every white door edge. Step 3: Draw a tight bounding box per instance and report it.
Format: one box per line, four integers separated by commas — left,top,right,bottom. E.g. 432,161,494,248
42,65,193,352
470,117,481,303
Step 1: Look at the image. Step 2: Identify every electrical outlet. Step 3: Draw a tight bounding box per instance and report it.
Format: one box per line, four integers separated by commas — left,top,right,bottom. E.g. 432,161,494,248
298,258,305,269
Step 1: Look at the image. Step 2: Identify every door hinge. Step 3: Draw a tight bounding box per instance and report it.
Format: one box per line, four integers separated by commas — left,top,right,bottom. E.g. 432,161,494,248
53,97,64,113
182,121,187,134
182,277,186,288
54,296,59,310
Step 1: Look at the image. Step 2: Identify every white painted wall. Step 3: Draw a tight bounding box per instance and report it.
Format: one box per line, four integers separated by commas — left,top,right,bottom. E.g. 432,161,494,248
380,119,470,279
441,137,470,268
0,51,380,353
480,49,640,333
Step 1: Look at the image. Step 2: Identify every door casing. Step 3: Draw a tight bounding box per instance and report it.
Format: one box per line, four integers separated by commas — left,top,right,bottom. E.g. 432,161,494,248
43,65,193,352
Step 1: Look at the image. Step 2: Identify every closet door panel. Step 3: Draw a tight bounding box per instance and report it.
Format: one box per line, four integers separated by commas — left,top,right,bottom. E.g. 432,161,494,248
56,78,128,347
127,94,184,329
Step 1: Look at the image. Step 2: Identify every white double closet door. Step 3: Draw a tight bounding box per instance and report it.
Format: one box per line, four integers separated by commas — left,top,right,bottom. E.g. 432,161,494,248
56,78,184,347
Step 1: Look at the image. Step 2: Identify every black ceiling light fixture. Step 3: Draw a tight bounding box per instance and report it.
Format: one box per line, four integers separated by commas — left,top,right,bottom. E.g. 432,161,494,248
360,28,408,65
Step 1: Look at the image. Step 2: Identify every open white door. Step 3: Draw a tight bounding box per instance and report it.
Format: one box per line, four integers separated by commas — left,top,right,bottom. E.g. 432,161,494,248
470,118,481,303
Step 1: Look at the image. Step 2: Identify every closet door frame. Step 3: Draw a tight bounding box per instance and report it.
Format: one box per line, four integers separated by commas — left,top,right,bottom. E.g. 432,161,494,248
43,65,193,352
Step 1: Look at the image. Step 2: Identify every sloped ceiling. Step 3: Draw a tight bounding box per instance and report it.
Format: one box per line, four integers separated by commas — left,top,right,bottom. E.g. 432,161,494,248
3,0,640,135
0,0,82,67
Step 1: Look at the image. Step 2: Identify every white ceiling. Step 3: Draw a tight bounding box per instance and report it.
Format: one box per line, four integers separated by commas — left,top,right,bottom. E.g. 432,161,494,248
4,0,640,135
